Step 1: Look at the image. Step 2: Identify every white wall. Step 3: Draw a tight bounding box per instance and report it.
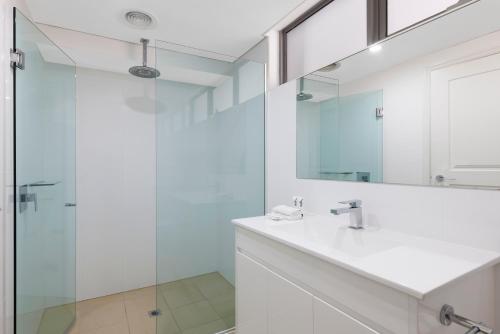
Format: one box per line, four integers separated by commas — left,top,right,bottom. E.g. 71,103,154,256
1,2,30,334
286,0,367,81
76,68,156,301
296,101,321,179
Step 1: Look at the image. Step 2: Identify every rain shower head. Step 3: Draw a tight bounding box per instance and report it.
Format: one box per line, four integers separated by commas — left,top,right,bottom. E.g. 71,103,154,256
129,65,160,79
129,38,160,79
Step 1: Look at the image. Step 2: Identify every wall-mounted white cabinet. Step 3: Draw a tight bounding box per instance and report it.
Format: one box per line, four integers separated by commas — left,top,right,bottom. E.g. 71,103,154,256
387,0,460,35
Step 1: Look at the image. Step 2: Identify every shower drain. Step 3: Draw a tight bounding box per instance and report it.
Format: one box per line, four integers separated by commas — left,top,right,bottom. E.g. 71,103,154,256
148,309,161,317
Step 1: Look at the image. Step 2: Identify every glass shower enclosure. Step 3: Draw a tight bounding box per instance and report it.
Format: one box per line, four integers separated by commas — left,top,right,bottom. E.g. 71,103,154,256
297,77,383,183
13,8,76,334
12,11,264,333
154,41,266,333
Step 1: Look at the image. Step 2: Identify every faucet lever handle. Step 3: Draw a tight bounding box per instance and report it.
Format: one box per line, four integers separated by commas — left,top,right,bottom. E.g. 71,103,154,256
339,199,362,208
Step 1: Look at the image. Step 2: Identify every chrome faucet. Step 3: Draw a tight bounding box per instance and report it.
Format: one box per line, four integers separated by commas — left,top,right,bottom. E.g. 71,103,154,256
330,200,363,229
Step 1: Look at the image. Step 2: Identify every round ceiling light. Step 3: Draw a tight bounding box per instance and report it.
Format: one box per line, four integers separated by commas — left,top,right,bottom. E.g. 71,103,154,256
124,10,155,29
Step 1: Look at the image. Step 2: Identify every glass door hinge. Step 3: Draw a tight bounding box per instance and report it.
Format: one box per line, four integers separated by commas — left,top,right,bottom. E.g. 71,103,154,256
10,48,25,70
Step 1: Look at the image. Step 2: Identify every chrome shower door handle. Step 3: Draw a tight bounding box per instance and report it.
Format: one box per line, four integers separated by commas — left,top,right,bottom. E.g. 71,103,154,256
18,185,38,213
32,193,38,211
24,192,37,212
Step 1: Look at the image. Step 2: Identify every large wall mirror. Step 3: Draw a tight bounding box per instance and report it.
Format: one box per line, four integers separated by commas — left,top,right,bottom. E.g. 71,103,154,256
296,0,500,190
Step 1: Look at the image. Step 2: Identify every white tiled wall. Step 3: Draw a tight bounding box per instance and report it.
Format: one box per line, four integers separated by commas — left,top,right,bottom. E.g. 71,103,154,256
76,68,156,301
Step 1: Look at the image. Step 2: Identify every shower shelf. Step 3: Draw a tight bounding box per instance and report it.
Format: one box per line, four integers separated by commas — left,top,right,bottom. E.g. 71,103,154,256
22,181,61,187
319,172,354,175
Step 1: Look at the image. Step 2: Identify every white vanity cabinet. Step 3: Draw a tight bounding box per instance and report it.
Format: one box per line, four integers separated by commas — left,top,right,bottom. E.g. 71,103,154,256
236,252,268,334
236,251,377,334
236,252,314,334
314,298,380,334
267,264,313,334
234,216,499,334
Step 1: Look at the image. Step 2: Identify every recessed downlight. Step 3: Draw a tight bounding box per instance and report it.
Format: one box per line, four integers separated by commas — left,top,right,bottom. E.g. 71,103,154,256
369,44,382,53
124,10,156,29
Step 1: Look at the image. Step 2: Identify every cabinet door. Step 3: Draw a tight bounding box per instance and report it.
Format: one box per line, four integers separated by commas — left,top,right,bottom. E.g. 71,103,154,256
268,268,314,334
314,297,380,334
236,252,268,334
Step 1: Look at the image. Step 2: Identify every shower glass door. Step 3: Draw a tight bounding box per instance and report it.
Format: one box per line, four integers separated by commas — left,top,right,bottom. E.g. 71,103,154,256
14,9,76,334
155,41,266,333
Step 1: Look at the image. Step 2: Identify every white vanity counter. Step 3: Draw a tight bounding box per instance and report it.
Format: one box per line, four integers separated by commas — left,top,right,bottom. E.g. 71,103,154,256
233,214,499,334
233,214,500,299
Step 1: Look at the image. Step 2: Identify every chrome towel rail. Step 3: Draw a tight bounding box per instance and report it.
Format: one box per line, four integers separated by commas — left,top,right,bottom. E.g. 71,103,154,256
440,304,493,334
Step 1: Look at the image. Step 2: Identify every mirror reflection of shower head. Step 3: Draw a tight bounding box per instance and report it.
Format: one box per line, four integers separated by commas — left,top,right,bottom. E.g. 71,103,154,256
297,78,313,101
129,38,160,79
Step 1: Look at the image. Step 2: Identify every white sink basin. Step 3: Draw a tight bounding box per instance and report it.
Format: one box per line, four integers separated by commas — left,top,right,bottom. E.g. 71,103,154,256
269,216,401,258
233,214,500,298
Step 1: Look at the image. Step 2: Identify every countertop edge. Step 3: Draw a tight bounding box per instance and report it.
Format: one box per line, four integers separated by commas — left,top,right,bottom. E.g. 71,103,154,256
232,216,500,300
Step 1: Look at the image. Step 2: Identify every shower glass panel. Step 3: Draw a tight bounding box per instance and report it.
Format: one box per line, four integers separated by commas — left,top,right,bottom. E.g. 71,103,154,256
155,41,265,334
297,77,383,182
14,9,76,334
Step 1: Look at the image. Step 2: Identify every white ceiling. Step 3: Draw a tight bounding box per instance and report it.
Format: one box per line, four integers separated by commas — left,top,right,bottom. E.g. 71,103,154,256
25,0,305,58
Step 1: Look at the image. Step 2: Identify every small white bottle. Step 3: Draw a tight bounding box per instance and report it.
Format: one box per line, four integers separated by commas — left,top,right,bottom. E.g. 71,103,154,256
292,196,304,218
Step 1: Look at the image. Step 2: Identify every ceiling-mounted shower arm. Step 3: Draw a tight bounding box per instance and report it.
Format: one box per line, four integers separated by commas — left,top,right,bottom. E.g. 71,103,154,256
129,38,160,78
299,77,305,92
140,38,149,67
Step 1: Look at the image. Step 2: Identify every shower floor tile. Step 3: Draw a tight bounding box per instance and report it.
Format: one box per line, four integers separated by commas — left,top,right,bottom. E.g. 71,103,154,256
63,272,234,334
160,280,205,309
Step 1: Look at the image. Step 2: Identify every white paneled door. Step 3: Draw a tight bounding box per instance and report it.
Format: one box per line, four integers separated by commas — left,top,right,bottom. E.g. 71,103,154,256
430,52,500,188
